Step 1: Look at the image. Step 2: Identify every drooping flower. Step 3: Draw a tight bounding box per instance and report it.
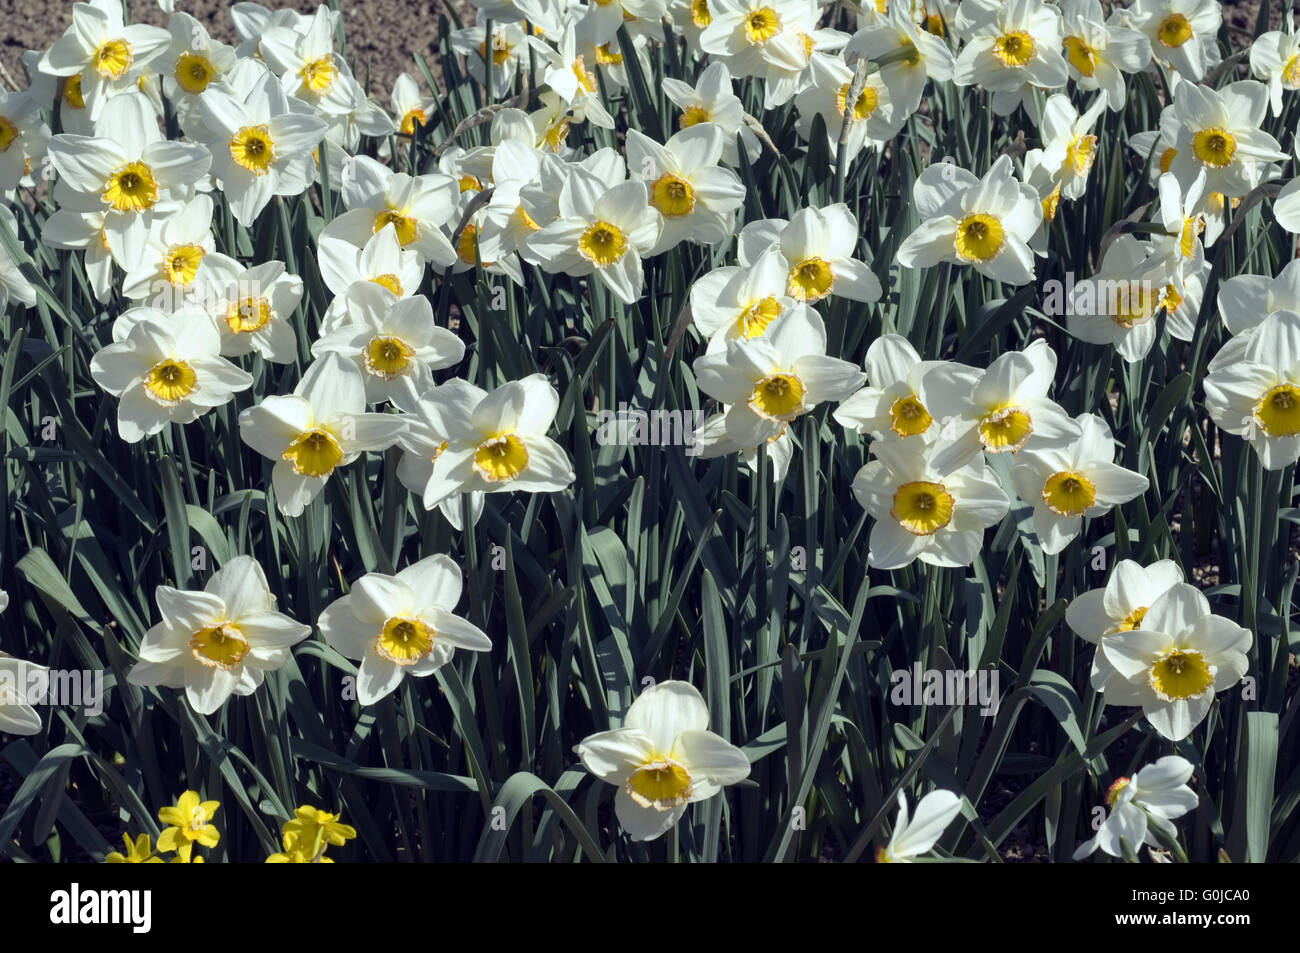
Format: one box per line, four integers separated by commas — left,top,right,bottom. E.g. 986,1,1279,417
876,790,963,863
1073,756,1198,860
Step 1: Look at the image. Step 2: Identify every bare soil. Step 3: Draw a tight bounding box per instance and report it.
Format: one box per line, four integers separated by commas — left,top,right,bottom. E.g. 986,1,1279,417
0,0,471,104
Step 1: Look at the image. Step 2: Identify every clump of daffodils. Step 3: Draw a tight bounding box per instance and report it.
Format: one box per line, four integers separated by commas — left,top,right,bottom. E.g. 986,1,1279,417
5,0,1295,869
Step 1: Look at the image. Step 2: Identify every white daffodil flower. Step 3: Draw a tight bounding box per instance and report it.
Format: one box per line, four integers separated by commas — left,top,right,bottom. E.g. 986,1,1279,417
322,154,459,268
1146,170,1212,281
230,1,339,59
1102,584,1251,741
1037,93,1107,202
1020,147,1065,236
876,789,962,863
119,193,241,308
436,145,493,199
392,379,487,529
0,90,50,194
206,259,303,362
238,352,406,517
844,1,955,117
1127,103,1181,186
389,72,435,141
449,192,526,287
897,154,1042,285
449,21,533,101
197,60,329,225
1059,0,1152,109
89,306,253,442
312,286,464,404
583,0,669,43
46,92,211,267
833,335,979,444
928,338,1073,473
1126,0,1221,82
1066,559,1185,692
690,247,794,353
661,61,761,167
702,0,811,80
1250,22,1300,117
475,140,548,265
539,25,617,131
698,0,823,106
668,0,715,48
1155,254,1208,344
952,0,1068,116
691,411,797,480
575,680,750,842
0,653,44,736
573,23,653,95
317,222,425,332
524,90,585,156
37,0,172,120
526,169,662,305
318,555,492,707
794,53,900,162
626,123,745,254
1211,259,1300,372
694,304,865,450
739,203,882,304
127,556,311,715
1010,412,1150,556
159,12,238,134
1167,80,1286,199
258,6,359,116
1204,309,1300,470
1073,756,1198,860
317,89,397,180
39,206,112,302
0,205,38,312
852,439,1010,569
1066,234,1170,363
403,373,575,509
760,23,851,112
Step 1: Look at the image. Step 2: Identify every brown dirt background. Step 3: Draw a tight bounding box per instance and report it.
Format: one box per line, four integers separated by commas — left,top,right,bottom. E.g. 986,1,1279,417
0,0,476,102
